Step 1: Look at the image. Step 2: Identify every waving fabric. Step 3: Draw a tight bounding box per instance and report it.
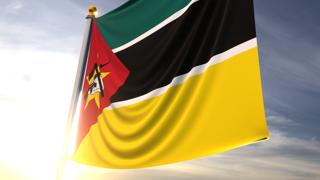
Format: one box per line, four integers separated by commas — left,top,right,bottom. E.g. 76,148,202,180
73,0,269,169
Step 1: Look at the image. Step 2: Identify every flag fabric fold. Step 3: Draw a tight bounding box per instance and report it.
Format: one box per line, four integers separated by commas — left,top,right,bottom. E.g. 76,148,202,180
73,0,269,169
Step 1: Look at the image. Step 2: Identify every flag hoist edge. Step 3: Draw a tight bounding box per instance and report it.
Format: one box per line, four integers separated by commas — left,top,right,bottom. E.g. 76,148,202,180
73,0,269,169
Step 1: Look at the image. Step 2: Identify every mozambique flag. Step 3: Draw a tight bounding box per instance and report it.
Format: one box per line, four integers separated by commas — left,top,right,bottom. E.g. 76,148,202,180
74,0,269,169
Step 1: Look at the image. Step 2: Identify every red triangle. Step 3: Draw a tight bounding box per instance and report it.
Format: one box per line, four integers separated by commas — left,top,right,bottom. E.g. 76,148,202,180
76,20,130,149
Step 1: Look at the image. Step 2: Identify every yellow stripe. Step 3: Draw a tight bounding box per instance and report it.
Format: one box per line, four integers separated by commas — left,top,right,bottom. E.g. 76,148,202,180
73,47,269,168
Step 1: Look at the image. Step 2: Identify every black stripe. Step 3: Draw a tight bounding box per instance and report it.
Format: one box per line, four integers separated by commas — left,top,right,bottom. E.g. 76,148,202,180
111,0,256,102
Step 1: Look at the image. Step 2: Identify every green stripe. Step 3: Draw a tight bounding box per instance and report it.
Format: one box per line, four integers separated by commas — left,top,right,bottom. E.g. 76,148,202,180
96,0,192,49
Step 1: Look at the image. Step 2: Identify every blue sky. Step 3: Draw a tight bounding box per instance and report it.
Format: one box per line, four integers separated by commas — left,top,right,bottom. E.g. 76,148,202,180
0,0,319,179
256,1,320,138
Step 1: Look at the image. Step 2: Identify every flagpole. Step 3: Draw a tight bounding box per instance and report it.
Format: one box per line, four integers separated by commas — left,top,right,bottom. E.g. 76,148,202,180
56,6,97,180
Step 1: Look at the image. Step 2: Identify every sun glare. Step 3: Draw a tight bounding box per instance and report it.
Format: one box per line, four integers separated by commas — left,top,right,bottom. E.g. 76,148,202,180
0,49,78,179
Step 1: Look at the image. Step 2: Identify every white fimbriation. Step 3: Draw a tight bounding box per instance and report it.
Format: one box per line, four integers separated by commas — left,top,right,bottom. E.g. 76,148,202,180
107,38,258,110
112,0,200,53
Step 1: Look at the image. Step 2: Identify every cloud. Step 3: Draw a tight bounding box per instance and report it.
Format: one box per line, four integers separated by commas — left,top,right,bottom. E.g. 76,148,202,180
265,110,300,127
0,1,83,53
64,114,320,180
8,1,23,10
0,1,128,179
267,115,299,126
4,0,23,14
0,0,319,179
254,0,320,138
0,0,129,55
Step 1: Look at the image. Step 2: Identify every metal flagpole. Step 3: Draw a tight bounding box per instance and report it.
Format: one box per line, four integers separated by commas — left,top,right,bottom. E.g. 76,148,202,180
56,6,97,180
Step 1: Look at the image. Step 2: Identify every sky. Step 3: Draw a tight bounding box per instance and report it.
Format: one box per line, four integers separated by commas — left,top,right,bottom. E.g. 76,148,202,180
0,0,319,179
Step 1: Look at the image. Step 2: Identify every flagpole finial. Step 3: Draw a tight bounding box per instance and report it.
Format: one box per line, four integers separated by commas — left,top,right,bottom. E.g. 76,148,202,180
88,6,98,18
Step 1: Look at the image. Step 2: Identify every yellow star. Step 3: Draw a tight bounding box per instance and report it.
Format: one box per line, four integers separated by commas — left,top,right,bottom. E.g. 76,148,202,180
85,66,109,109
